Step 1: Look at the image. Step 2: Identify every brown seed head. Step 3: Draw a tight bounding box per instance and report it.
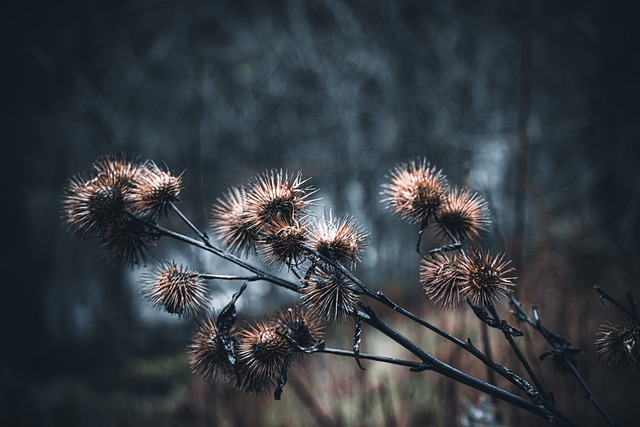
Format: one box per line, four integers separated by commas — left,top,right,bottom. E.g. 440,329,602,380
210,186,257,255
595,316,640,370
275,305,326,350
458,248,516,307
419,252,464,309
236,318,290,394
129,161,183,219
256,217,308,268
63,155,141,238
245,169,316,231
188,316,236,381
300,267,360,323
309,213,369,269
382,158,448,224
141,261,209,317
98,219,156,266
437,187,490,241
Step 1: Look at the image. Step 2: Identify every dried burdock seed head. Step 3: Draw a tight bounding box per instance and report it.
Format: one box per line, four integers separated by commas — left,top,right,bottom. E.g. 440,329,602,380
210,186,257,256
458,248,516,307
595,316,640,370
301,268,360,323
245,169,316,231
256,217,308,269
275,305,326,350
308,213,369,269
236,318,290,394
382,158,448,225
141,261,209,317
189,316,236,381
98,219,156,266
539,342,581,377
420,252,464,309
63,155,141,238
436,187,490,241
129,161,183,219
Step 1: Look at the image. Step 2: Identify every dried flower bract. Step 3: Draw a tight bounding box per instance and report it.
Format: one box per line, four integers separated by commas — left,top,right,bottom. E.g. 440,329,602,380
458,248,516,307
437,187,490,241
595,316,640,369
420,252,464,309
309,213,368,269
141,261,209,317
129,161,183,219
382,158,447,225
189,316,236,380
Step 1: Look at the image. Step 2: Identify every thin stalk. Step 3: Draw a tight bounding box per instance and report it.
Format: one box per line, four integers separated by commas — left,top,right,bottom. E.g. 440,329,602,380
565,358,617,427
486,304,549,401
301,243,538,397
147,220,300,292
357,308,574,426
199,274,268,281
319,347,423,369
595,285,638,320
170,201,211,244
509,294,617,427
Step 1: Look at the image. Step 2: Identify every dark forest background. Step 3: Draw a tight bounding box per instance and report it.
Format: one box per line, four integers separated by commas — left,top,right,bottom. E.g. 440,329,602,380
3,0,640,426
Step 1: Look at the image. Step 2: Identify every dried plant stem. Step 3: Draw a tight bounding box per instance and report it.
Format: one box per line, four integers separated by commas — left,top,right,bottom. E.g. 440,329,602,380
509,295,617,427
594,285,639,321
485,304,549,402
356,307,575,426
139,213,573,425
145,219,300,292
565,358,617,427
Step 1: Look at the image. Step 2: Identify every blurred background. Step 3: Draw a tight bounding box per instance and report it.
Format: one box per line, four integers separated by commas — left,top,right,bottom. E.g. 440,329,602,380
4,0,640,425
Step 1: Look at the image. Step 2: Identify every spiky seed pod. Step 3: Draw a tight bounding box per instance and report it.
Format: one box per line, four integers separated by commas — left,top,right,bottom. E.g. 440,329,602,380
245,169,316,232
189,316,236,381
458,248,516,307
236,318,291,394
275,305,326,350
419,252,464,309
62,156,141,238
436,187,490,241
308,213,369,269
381,158,448,225
129,161,183,219
210,186,257,255
540,345,581,377
98,219,156,266
141,261,209,317
300,268,360,323
256,217,308,269
595,316,640,369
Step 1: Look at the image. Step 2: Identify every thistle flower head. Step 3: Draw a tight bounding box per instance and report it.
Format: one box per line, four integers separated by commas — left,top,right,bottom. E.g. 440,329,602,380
458,248,516,307
245,169,316,231
275,305,326,350
188,316,236,381
63,155,141,238
300,267,360,323
308,213,368,269
210,186,257,255
129,161,183,219
437,187,490,241
99,219,156,266
382,158,448,225
595,316,640,370
236,318,290,394
141,261,209,317
256,217,308,269
419,252,464,309
540,345,581,377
